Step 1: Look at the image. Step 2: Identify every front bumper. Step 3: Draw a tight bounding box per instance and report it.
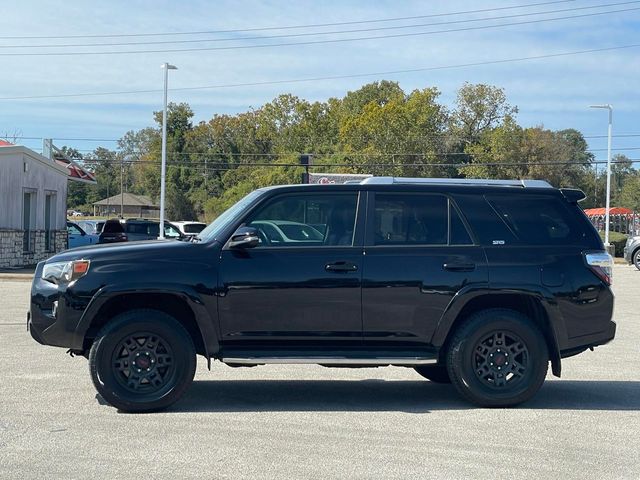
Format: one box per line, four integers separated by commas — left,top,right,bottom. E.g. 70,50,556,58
28,262,91,350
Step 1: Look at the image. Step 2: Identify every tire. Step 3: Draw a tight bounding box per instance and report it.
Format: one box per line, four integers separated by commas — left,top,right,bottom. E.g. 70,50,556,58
89,309,196,413
414,364,451,384
446,309,548,407
633,249,640,271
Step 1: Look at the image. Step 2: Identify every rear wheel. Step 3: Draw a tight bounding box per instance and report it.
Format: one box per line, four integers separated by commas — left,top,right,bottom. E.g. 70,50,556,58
447,309,548,407
89,309,196,413
414,364,451,384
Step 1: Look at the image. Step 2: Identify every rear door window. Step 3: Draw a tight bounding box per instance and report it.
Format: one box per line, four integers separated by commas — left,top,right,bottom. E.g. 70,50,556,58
372,194,473,246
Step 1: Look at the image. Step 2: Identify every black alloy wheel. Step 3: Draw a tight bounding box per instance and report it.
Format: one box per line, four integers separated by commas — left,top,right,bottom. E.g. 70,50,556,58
89,309,196,413
111,332,175,394
447,309,548,407
473,330,529,388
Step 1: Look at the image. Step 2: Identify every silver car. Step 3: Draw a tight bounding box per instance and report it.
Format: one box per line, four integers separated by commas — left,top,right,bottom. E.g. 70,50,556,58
623,235,640,270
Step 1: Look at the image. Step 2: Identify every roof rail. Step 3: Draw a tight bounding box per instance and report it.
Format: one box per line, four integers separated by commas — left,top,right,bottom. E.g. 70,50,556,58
359,176,552,188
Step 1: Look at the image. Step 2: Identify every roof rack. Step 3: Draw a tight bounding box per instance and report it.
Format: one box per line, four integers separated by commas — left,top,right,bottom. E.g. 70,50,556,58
359,176,552,188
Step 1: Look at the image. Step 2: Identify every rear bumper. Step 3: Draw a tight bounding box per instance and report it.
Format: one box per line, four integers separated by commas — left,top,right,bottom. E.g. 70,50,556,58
560,320,616,357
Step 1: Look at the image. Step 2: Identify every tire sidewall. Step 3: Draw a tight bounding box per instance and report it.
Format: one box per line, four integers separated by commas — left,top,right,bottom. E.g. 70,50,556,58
90,312,196,412
449,313,548,407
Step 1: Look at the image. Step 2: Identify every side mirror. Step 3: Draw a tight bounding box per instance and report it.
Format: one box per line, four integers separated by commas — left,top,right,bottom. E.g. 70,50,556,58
228,226,260,249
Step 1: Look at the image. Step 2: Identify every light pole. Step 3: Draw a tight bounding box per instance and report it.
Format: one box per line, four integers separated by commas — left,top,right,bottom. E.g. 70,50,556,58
159,62,177,239
589,104,613,247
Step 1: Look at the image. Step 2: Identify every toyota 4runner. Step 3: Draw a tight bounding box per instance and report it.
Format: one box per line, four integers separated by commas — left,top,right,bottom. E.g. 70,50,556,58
28,177,616,412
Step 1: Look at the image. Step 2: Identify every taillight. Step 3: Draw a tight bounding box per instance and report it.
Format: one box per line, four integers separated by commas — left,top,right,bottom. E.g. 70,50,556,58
585,252,613,285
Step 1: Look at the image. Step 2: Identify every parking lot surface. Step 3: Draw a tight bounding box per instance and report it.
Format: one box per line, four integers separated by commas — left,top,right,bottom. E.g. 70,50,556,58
0,266,638,479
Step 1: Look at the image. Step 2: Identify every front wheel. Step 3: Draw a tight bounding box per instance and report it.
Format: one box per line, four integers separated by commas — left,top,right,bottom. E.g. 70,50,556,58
447,309,548,407
633,249,640,271
89,309,196,413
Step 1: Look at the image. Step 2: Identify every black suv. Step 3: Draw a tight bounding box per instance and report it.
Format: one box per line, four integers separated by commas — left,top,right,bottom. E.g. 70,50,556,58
28,177,615,412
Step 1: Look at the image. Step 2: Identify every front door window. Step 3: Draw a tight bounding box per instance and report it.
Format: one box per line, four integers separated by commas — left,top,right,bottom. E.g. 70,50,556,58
247,194,358,247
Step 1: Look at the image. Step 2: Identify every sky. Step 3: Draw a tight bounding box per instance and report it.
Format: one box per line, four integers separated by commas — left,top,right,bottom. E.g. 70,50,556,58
0,0,639,163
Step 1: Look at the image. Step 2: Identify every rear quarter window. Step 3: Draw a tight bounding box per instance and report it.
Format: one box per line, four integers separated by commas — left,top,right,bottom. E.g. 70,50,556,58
486,194,594,246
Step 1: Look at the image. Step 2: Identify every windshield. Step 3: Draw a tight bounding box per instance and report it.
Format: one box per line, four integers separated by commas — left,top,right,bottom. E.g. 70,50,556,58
197,189,266,242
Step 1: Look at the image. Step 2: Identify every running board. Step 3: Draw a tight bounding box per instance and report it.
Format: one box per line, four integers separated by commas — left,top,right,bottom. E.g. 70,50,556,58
222,357,437,366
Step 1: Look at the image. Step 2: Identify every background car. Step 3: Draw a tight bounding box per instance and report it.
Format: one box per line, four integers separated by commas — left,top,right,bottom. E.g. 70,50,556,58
121,219,184,241
98,219,128,244
75,220,105,235
66,221,99,249
173,221,207,237
250,220,325,245
623,234,640,270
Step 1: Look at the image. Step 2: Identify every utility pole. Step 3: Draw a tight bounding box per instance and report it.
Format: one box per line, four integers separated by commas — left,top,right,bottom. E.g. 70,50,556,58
589,104,613,247
120,154,124,218
159,62,177,239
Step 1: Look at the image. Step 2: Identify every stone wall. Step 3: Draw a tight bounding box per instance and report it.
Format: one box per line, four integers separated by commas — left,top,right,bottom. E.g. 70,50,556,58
0,229,67,268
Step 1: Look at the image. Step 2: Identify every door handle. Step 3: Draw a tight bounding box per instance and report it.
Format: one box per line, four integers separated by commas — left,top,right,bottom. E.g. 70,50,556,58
325,261,358,272
443,262,476,272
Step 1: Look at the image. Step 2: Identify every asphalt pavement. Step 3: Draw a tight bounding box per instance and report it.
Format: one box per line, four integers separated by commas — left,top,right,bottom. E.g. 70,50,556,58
0,266,638,479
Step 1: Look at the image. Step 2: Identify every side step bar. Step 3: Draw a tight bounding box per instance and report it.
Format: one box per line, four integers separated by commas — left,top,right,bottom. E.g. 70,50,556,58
222,357,437,366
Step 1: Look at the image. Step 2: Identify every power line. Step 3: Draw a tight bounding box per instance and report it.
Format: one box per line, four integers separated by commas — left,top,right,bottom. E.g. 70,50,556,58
77,158,640,168
2,43,639,101
8,133,640,143
0,1,575,40
1,7,637,56
4,2,634,49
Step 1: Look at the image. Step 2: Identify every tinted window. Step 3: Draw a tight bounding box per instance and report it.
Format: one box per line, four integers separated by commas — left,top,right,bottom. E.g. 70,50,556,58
183,223,205,234
102,220,124,233
147,224,160,237
373,194,448,245
248,194,358,247
126,223,149,235
487,195,581,245
450,205,473,245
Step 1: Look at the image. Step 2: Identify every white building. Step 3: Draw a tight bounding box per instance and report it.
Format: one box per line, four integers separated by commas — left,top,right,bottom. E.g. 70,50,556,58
0,141,93,268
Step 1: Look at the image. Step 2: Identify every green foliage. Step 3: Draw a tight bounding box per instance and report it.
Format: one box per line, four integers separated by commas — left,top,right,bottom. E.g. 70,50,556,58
600,231,629,257
65,81,637,224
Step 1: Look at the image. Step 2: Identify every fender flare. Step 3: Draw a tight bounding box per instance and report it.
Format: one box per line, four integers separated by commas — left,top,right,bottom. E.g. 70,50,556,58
431,286,568,376
73,283,220,362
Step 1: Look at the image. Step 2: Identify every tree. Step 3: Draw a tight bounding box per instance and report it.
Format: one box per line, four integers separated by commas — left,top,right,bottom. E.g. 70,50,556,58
450,83,518,145
618,173,640,212
102,80,610,222
340,80,404,116
339,87,447,177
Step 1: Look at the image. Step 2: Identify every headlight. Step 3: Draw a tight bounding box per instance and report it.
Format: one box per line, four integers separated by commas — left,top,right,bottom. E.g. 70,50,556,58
42,260,90,285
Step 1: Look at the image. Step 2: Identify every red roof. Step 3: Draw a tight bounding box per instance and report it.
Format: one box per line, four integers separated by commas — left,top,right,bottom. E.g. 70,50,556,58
54,158,96,183
0,140,14,146
583,207,634,215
